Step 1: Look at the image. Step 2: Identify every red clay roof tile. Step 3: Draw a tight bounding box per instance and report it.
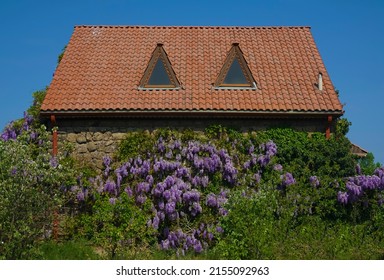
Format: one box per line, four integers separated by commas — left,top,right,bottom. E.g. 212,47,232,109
41,25,343,115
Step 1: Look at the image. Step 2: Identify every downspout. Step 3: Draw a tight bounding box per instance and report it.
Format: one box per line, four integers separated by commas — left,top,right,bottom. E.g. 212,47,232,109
50,115,58,156
326,115,332,139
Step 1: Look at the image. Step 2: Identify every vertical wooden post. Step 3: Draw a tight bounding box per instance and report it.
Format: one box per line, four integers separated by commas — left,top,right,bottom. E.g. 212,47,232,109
326,115,332,139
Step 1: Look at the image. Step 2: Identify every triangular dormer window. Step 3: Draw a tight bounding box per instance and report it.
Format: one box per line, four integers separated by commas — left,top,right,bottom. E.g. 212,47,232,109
215,43,256,88
139,43,180,89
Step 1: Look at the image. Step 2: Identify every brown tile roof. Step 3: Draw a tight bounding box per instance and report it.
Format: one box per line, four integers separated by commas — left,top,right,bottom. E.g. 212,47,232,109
351,143,369,157
40,25,343,115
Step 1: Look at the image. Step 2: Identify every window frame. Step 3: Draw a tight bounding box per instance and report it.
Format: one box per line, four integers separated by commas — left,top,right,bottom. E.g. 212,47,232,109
139,44,180,89
214,43,257,89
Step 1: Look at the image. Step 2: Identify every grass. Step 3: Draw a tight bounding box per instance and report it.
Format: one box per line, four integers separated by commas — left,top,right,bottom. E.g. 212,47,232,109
37,239,101,260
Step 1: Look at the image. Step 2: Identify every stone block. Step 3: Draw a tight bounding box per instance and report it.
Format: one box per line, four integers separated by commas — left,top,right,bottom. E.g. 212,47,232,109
105,145,116,153
76,135,87,144
105,140,115,147
87,142,97,152
66,133,77,143
112,133,127,141
93,132,104,141
86,132,93,141
77,144,88,154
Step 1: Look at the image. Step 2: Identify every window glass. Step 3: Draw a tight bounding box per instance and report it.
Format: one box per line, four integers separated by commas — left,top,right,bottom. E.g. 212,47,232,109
147,59,172,86
223,58,250,85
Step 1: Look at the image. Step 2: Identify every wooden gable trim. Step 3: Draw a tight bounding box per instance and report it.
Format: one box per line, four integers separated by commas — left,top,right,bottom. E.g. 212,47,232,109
139,43,180,89
214,43,256,88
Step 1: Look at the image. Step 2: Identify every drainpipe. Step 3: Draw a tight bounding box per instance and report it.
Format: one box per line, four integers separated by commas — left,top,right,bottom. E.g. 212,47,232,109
326,115,332,139
50,115,58,156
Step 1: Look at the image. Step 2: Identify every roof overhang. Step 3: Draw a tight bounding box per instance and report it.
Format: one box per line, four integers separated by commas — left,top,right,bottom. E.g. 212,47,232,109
40,109,344,119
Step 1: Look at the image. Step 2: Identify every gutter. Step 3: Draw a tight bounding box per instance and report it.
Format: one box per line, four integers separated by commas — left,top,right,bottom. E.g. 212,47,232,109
40,109,344,119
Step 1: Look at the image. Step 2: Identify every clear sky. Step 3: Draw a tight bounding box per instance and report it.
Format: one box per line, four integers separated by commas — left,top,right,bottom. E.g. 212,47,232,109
0,0,383,164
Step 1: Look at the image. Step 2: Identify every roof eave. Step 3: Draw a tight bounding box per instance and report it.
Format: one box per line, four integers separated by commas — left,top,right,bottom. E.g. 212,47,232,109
40,109,344,119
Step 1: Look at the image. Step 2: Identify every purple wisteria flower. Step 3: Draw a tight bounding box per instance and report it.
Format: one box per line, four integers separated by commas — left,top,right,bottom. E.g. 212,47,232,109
309,176,320,187
104,179,117,195
103,155,112,167
356,164,362,175
337,166,384,205
103,156,112,177
201,176,209,188
30,131,38,141
273,164,283,172
346,181,362,196
76,189,88,202
10,167,17,176
206,193,217,208
125,187,133,197
253,172,262,184
1,123,18,141
136,194,147,204
216,226,224,233
337,191,349,204
77,191,85,202
248,145,255,154
281,172,296,187
49,156,58,168
257,155,270,168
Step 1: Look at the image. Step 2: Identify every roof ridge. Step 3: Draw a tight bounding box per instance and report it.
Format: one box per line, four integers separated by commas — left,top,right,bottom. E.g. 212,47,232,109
74,25,311,30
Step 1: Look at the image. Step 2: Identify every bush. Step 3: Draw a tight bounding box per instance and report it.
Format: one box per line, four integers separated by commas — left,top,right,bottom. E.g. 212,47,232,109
36,239,101,260
77,193,156,259
0,121,79,259
211,182,384,259
2,110,383,260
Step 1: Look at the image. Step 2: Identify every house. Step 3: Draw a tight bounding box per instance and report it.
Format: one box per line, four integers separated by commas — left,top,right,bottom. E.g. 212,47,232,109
40,25,343,168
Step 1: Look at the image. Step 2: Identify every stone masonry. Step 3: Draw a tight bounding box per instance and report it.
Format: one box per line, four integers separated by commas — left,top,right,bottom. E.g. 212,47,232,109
58,131,127,169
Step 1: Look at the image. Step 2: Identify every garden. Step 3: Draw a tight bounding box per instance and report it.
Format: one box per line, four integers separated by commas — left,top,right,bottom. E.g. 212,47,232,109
0,90,383,259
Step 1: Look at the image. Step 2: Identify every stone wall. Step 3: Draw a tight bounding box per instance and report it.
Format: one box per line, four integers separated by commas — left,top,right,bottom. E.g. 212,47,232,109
53,115,334,169
58,131,127,169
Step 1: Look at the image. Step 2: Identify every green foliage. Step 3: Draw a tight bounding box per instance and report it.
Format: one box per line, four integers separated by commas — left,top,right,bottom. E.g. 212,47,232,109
2,95,383,261
358,152,381,175
57,45,67,65
336,118,352,137
118,131,154,160
27,89,47,121
0,127,79,259
76,194,156,259
255,128,356,179
210,189,384,259
36,239,101,260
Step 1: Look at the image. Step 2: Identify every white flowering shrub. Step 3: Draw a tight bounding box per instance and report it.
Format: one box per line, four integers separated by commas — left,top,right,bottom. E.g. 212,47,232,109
0,114,79,259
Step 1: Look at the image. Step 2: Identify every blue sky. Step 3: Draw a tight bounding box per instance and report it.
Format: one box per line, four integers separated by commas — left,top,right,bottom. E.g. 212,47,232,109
0,0,383,164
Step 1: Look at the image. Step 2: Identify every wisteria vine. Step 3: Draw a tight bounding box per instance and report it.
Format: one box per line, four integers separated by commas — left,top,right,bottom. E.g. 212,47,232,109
73,135,294,255
338,166,384,205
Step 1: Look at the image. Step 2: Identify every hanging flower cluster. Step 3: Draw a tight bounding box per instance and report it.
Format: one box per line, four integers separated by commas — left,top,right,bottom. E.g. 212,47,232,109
337,166,384,205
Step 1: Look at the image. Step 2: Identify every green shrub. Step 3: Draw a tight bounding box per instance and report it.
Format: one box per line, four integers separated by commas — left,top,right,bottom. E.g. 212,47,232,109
0,125,80,259
210,190,384,259
118,131,154,160
76,193,156,259
37,239,101,260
